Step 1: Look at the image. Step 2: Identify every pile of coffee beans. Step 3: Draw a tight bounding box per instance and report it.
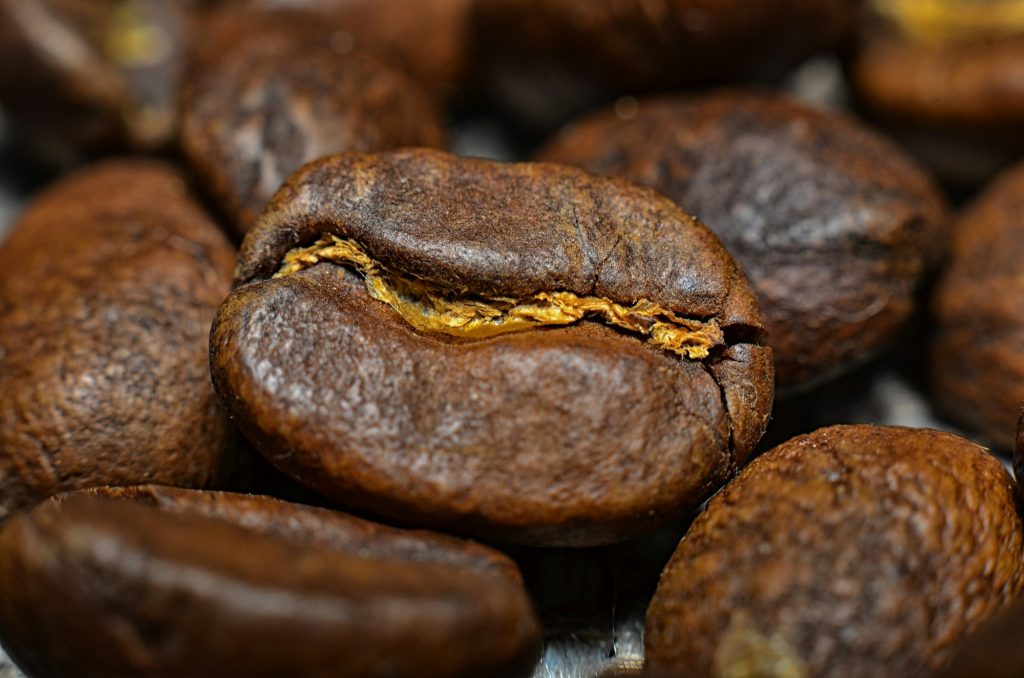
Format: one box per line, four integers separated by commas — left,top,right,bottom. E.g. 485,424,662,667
0,1,1023,676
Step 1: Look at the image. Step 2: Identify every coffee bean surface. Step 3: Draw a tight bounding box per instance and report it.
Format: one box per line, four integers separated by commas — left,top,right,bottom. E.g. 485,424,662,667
932,161,1024,450
0,487,541,677
646,424,1024,677
211,149,774,546
537,91,947,392
182,6,445,233
0,160,240,518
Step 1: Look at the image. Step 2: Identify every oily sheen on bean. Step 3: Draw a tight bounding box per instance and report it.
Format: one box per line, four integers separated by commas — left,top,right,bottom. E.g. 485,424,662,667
0,486,541,678
210,149,774,546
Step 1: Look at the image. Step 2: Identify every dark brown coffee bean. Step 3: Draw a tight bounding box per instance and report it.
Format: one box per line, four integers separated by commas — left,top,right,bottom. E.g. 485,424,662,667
0,0,190,162
210,149,774,547
932,162,1024,451
181,6,445,235
0,160,241,518
646,425,1024,678
470,0,856,130
0,487,541,677
537,91,948,393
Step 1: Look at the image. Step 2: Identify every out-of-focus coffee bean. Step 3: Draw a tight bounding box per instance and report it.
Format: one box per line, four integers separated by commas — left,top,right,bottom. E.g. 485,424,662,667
932,161,1024,451
0,486,542,677
0,160,243,518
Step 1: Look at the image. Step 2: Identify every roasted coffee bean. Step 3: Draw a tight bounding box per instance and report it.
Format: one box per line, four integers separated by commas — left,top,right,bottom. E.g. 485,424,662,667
0,487,541,677
932,161,1024,451
537,91,948,393
210,149,774,547
182,6,445,234
0,0,190,163
646,425,1024,678
470,0,856,130
0,160,241,518
851,0,1024,189
853,0,1024,130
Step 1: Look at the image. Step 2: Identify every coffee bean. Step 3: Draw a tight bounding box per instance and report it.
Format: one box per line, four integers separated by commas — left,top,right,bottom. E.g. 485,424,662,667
470,0,857,130
932,161,1024,450
537,91,948,393
851,1,1024,189
181,6,445,235
646,425,1024,677
210,148,774,546
0,0,189,162
0,486,541,677
853,1,1024,129
0,160,241,518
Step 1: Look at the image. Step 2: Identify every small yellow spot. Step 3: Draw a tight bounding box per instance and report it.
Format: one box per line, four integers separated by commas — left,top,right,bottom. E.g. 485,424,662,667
105,1,172,68
714,611,806,678
275,235,724,359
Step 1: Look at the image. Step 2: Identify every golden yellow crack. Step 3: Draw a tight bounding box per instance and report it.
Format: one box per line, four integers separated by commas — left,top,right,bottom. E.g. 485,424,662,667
875,0,1024,43
274,235,724,360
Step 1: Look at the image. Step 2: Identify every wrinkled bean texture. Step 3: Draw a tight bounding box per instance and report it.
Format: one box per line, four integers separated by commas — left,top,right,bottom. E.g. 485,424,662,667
211,149,774,546
182,6,445,233
0,487,541,677
0,0,189,161
0,161,240,519
646,425,1024,678
537,92,948,392
932,162,1024,451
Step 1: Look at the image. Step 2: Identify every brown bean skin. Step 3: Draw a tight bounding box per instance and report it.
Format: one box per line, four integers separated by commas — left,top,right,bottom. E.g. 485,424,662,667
181,6,446,234
646,425,1024,678
932,161,1024,451
537,91,948,393
0,160,241,518
211,149,774,547
0,487,541,678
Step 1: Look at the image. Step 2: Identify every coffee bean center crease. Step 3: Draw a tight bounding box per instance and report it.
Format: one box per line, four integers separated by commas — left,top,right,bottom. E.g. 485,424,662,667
275,234,725,359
